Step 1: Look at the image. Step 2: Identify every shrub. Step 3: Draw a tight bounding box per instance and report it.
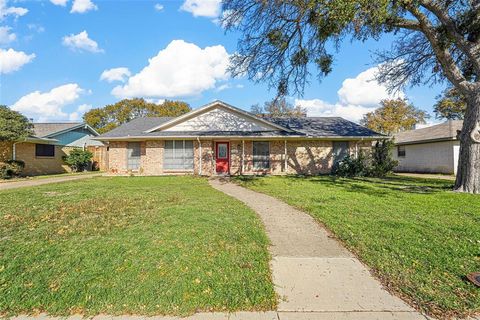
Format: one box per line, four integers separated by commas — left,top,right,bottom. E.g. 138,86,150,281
370,140,398,177
332,153,369,177
63,148,93,172
0,160,25,179
332,140,397,178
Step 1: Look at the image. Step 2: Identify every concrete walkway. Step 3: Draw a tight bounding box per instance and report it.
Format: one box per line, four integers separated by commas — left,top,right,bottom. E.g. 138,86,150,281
0,173,103,191
209,179,428,320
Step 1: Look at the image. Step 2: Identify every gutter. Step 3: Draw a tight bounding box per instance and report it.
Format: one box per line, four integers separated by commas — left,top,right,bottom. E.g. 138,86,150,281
395,137,457,146
93,135,389,141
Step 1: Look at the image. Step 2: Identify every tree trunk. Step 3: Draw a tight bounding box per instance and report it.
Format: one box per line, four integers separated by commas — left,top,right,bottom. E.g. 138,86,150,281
454,89,480,194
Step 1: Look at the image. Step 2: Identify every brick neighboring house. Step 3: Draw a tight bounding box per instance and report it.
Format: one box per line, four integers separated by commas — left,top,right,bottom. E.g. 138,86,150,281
95,100,385,176
393,120,463,175
10,123,104,176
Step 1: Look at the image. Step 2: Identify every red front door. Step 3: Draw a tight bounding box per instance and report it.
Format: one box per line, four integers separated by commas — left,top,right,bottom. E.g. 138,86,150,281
215,142,230,174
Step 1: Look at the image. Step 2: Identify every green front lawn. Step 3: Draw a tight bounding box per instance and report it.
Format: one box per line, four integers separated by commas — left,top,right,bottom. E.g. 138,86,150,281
0,176,276,316
235,175,480,319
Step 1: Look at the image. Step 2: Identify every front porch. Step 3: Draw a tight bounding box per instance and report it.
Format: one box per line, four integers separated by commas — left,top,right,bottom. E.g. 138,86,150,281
106,139,372,176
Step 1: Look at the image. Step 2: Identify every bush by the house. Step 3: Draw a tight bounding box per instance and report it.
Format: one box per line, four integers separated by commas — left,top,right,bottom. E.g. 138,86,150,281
0,160,25,179
332,153,369,177
63,148,93,172
332,140,397,178
369,140,398,177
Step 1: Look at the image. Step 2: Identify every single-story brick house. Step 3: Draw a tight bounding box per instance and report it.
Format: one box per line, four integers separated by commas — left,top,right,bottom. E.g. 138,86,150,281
393,120,463,175
95,100,385,176
6,123,104,176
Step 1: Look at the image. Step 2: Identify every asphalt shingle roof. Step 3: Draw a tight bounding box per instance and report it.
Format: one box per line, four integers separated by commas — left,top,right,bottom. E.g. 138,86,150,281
98,117,175,137
394,120,463,144
33,123,82,138
97,116,383,139
267,117,383,137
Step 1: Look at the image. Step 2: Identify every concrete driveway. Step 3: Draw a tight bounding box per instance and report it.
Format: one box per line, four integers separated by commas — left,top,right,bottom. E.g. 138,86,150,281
0,173,103,191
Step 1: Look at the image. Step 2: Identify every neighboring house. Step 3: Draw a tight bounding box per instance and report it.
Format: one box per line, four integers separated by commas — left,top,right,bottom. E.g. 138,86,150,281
12,122,103,176
393,120,463,175
96,100,384,176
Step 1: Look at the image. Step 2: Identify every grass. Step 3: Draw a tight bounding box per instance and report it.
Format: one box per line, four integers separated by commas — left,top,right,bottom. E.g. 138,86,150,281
235,174,480,319
0,176,276,316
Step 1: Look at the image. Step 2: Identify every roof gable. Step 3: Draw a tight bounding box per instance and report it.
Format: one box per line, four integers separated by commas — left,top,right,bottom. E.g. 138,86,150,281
33,123,99,138
146,100,290,133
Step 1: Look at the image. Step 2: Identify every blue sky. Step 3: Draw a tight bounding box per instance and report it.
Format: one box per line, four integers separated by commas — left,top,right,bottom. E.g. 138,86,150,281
0,0,445,124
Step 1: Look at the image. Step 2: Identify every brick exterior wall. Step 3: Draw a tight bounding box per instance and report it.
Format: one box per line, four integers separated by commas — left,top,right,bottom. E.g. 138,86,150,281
285,141,332,175
105,139,374,176
14,142,73,176
197,140,214,176
108,141,128,174
143,140,164,175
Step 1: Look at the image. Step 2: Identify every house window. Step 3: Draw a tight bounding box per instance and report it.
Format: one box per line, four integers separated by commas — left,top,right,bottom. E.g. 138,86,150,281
397,145,406,157
333,141,349,164
253,141,270,170
127,142,141,170
35,144,55,157
164,140,194,170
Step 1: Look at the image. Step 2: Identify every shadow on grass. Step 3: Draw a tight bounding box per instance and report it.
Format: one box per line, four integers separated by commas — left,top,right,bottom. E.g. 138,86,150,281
234,174,454,197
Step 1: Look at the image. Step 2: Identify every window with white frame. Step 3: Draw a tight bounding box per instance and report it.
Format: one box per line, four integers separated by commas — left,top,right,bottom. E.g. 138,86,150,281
397,145,406,157
164,140,194,170
253,141,270,170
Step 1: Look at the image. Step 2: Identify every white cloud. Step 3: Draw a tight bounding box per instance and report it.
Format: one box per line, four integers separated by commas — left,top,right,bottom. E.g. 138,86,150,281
337,66,404,107
112,40,230,98
69,103,92,121
215,83,230,92
154,3,164,11
0,48,35,74
215,83,243,92
62,30,103,53
145,98,165,105
0,26,15,44
100,67,131,83
11,84,84,121
180,0,221,18
27,24,45,33
70,0,97,13
50,0,68,6
0,0,28,20
295,65,404,123
295,99,377,123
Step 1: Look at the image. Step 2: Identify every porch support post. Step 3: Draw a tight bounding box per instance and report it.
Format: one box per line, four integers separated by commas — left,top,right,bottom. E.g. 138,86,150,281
355,141,358,158
284,140,287,173
242,140,245,174
197,137,202,176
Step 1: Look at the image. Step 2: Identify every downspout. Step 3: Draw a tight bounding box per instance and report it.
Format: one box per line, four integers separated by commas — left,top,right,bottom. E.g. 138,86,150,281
197,137,202,176
284,140,287,173
12,142,19,160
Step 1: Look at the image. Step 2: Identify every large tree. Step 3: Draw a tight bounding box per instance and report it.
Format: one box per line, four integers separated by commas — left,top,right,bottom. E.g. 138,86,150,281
360,99,428,135
0,106,33,141
434,87,467,120
251,97,306,117
83,98,191,133
222,0,480,193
